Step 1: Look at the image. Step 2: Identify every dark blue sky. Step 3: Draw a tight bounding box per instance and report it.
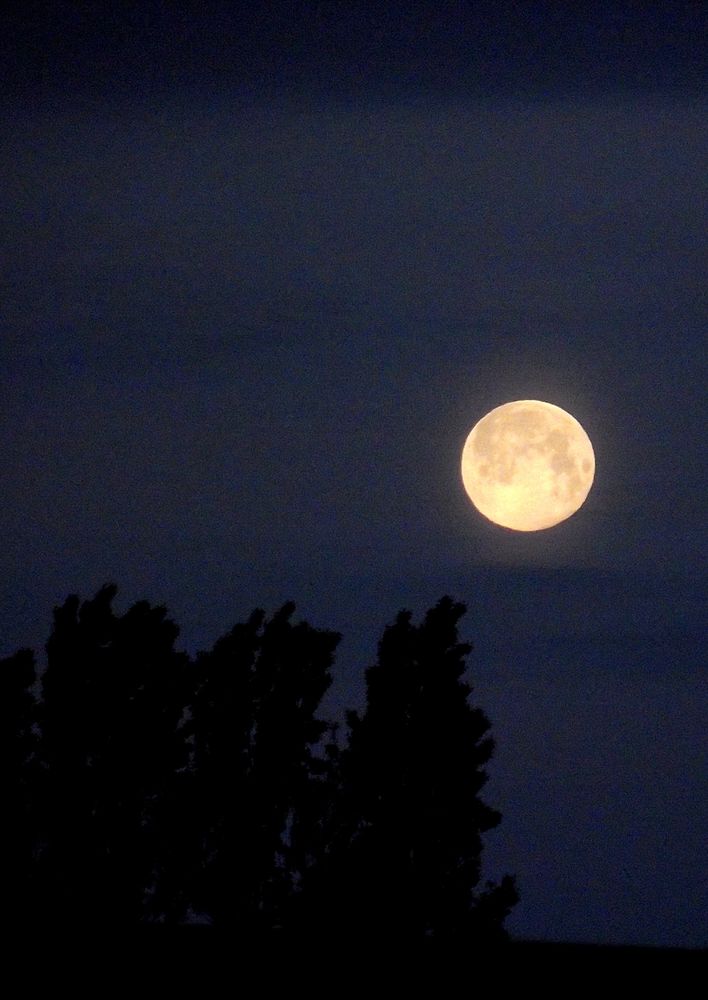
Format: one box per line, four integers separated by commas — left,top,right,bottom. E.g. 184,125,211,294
1,2,706,947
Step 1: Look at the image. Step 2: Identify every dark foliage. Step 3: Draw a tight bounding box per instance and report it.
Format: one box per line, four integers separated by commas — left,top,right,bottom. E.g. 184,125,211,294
1,586,516,943
298,596,517,945
38,585,190,926
0,646,39,925
183,602,340,932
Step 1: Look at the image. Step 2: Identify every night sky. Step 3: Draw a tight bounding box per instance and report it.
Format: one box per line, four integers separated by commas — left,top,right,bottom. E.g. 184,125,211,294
2,2,706,948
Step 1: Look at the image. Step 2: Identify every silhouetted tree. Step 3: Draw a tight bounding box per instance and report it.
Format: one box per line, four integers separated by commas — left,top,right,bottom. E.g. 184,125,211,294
1,587,516,942
38,585,189,926
187,603,340,934
0,647,40,926
304,596,517,946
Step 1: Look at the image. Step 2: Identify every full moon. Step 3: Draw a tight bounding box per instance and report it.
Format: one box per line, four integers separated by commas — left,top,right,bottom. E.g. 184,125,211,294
461,400,595,531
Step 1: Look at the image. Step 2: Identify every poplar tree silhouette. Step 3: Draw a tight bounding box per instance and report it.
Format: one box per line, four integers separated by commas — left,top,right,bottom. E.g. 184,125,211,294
305,596,517,946
0,647,39,927
39,585,189,926
187,602,340,934
2,588,516,941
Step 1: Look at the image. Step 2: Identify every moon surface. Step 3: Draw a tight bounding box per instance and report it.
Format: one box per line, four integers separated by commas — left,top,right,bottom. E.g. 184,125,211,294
461,400,595,531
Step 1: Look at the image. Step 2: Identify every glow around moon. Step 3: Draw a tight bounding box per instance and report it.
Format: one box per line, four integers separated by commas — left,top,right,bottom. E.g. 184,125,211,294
461,400,595,531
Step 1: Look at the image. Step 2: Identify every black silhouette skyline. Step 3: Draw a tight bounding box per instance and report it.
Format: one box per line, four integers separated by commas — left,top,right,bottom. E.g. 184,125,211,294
1,2,706,950
3,587,517,944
